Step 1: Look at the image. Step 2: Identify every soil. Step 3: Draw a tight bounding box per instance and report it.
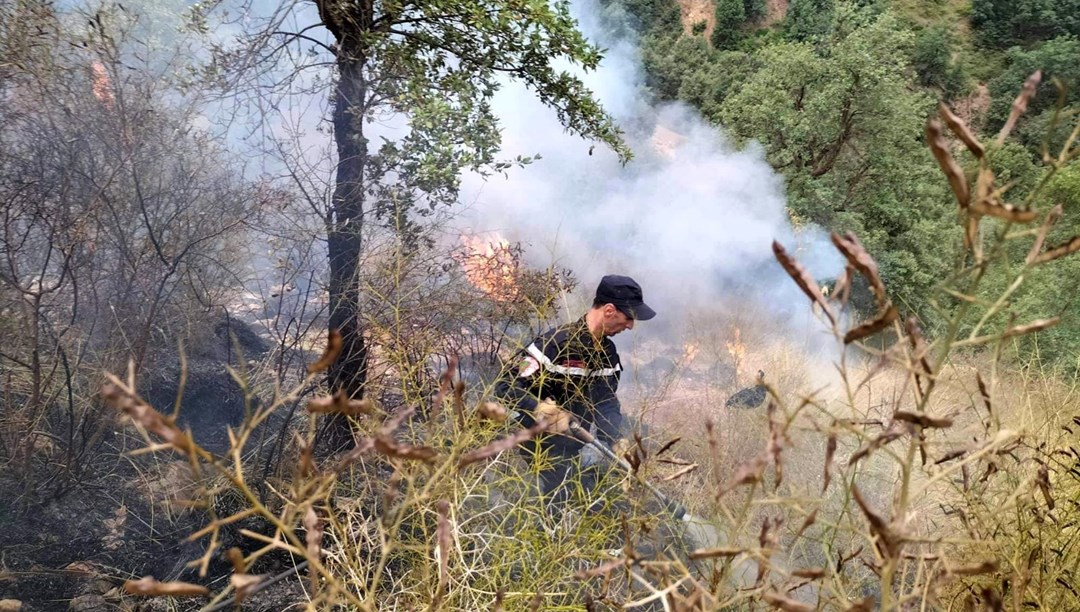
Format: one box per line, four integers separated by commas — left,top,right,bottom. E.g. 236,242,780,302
0,463,191,610
951,83,991,135
0,438,312,611
676,0,715,39
0,317,309,611
763,0,789,28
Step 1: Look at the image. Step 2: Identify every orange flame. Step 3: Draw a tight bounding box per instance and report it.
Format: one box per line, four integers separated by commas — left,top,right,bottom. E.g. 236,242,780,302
91,61,115,109
459,233,521,302
725,327,745,363
682,342,700,363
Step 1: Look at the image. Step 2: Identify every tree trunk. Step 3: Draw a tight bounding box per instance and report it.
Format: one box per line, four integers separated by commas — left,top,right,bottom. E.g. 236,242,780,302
322,48,369,452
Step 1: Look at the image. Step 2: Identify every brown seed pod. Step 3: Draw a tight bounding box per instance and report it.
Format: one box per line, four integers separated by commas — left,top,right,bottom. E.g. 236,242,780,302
969,197,1038,223
1030,235,1080,266
830,232,888,308
938,102,985,158
1026,205,1064,264
853,485,902,560
101,379,195,456
123,576,209,596
458,423,546,468
436,501,451,593
306,389,374,416
772,240,835,325
997,70,1042,145
688,547,743,560
573,557,629,579
1003,317,1061,339
926,119,970,208
655,436,681,456
303,507,323,587
762,591,813,612
661,463,698,482
231,573,261,603
844,305,899,345
307,329,343,374
372,436,438,463
823,434,837,493
893,411,954,429
793,508,818,544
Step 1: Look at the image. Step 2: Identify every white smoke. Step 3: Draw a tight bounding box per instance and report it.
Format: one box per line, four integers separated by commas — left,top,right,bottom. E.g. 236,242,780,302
458,0,842,349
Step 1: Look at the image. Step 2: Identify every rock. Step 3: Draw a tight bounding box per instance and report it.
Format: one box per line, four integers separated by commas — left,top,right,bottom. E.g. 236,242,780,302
0,599,23,612
725,370,767,409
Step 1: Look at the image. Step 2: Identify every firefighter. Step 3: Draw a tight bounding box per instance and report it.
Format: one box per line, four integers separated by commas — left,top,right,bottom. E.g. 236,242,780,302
494,275,656,515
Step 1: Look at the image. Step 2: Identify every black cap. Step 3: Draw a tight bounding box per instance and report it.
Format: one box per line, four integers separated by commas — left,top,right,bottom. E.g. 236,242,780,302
595,275,656,321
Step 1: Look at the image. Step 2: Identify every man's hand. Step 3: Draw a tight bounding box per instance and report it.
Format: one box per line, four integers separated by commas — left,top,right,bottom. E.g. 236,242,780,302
535,398,570,434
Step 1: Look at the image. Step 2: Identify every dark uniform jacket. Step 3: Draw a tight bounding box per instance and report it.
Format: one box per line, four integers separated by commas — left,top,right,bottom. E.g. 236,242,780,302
495,317,624,455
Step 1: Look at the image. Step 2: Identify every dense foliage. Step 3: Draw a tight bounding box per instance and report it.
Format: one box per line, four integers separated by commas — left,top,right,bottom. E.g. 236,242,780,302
972,0,1080,48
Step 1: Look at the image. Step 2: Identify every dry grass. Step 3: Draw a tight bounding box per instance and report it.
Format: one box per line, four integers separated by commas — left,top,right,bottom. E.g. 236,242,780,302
78,76,1080,610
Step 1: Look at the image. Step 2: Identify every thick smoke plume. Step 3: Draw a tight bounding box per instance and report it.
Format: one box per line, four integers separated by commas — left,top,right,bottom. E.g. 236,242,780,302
458,0,842,353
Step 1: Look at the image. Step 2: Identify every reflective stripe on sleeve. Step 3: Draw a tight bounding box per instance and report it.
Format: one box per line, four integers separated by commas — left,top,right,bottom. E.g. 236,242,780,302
526,343,621,377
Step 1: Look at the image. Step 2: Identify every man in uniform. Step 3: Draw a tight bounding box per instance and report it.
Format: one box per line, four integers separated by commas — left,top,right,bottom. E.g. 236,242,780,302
495,274,656,514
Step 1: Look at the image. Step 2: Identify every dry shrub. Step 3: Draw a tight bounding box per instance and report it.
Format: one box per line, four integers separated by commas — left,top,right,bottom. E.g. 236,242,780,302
106,74,1080,611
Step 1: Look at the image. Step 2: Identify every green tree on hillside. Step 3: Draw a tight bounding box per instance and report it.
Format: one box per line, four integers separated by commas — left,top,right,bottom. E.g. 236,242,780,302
719,10,952,317
601,0,1080,364
603,0,682,33
676,48,759,116
785,0,836,43
972,0,1080,48
912,26,968,98
1024,164,1080,365
987,36,1080,142
712,0,746,49
642,34,715,99
744,0,767,23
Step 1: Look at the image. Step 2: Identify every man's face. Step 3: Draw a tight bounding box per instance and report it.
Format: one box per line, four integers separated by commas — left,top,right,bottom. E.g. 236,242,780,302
601,304,635,336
